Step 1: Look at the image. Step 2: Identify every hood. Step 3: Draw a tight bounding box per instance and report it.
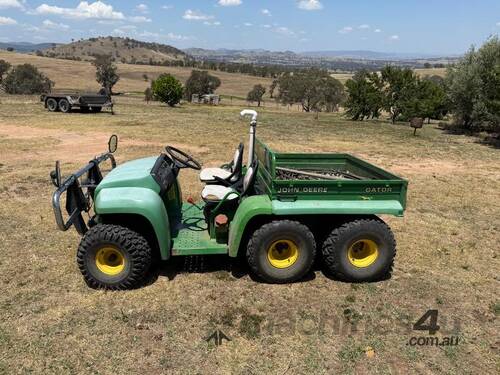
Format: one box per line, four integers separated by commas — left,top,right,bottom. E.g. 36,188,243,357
95,156,160,194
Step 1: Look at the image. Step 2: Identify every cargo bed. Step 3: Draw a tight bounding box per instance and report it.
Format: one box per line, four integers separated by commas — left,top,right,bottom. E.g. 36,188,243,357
255,140,408,215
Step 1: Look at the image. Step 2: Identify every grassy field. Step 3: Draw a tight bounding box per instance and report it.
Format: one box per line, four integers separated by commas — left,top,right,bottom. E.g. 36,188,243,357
0,51,273,98
0,92,498,374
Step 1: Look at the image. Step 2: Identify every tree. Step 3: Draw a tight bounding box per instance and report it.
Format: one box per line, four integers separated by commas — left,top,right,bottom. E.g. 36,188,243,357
381,66,418,123
184,70,221,100
144,87,153,103
3,64,54,94
275,69,344,113
151,73,183,107
247,84,266,106
93,54,119,93
446,36,500,132
142,73,148,82
344,70,384,120
269,79,278,99
400,78,448,122
0,59,11,84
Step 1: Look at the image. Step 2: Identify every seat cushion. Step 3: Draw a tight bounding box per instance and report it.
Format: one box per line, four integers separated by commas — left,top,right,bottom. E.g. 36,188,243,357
201,185,238,201
199,167,232,182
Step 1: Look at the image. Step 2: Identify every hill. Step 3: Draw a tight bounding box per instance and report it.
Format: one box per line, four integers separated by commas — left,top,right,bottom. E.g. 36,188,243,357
0,42,59,53
39,37,187,65
0,50,271,98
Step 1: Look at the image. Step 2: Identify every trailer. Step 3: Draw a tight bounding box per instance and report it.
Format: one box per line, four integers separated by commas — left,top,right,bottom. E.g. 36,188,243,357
41,90,114,114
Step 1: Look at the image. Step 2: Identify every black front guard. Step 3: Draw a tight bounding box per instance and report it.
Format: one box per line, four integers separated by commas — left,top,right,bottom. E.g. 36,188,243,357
52,153,116,235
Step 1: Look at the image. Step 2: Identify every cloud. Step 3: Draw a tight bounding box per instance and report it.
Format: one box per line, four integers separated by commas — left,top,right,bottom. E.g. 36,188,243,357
204,21,221,26
243,22,252,27
260,24,271,28
358,24,370,29
297,0,323,11
35,1,125,20
165,32,193,41
42,19,69,30
162,5,174,10
374,28,382,33
0,16,17,25
0,0,23,9
183,9,214,21
136,4,148,14
338,26,353,34
274,26,295,36
218,0,242,6
261,8,271,16
389,34,399,40
496,21,500,27
129,16,151,23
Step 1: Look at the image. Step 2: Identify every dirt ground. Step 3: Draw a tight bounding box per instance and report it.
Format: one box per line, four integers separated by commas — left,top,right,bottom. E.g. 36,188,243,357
0,94,499,374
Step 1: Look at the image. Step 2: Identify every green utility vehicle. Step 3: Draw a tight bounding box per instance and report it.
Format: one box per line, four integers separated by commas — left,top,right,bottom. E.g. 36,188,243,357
50,110,408,289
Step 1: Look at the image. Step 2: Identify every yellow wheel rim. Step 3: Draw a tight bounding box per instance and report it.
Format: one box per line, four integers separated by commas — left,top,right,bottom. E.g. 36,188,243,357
267,239,299,269
95,247,126,276
347,239,379,268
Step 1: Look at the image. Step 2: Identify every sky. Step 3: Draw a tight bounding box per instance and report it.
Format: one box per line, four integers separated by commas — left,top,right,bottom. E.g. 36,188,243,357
0,0,499,54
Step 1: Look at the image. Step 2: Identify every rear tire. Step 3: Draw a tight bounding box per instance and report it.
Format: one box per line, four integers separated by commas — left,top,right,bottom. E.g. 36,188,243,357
321,218,396,282
77,224,152,290
247,220,316,283
46,98,58,112
58,98,71,113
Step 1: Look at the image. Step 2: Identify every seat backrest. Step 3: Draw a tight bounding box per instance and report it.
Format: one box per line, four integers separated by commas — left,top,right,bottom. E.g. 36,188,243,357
231,143,244,174
241,159,258,196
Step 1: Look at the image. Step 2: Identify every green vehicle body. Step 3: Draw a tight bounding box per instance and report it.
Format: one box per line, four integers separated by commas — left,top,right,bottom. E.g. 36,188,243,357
87,139,407,260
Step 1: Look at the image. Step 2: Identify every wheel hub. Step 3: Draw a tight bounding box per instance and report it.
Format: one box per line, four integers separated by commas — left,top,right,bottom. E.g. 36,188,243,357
267,239,299,269
95,247,125,276
347,239,379,268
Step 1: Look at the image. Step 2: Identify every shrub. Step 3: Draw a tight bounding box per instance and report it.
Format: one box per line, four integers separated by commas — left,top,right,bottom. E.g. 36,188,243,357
3,64,54,94
247,84,266,106
184,70,221,100
151,74,183,107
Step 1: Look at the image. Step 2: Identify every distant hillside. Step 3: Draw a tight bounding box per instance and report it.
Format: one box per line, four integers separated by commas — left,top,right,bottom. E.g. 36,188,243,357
0,42,59,53
39,37,187,65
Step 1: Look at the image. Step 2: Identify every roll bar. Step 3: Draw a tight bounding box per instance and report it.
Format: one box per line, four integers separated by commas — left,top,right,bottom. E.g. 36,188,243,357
240,109,258,166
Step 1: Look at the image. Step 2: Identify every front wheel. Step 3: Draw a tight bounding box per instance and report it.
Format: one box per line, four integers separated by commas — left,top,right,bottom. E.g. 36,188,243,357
321,218,396,282
46,98,58,112
247,220,316,283
77,224,152,290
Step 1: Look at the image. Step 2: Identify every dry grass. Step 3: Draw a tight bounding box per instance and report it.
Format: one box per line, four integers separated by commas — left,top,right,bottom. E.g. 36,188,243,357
0,88,499,374
0,51,273,98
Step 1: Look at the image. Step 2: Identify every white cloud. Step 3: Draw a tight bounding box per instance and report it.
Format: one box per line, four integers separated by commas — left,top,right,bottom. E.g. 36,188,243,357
244,22,252,27
42,19,69,30
218,0,242,6
165,32,193,41
162,5,174,10
35,1,125,20
261,8,271,16
374,28,382,33
129,16,151,23
136,4,148,13
496,21,500,27
183,9,214,21
0,0,23,9
260,24,271,28
390,34,399,40
0,16,17,25
358,24,370,29
274,26,295,36
338,26,353,34
204,20,221,26
298,0,323,11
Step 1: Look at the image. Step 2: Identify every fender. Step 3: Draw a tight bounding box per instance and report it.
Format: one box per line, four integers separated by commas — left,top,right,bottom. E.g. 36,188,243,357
94,187,171,259
228,195,273,257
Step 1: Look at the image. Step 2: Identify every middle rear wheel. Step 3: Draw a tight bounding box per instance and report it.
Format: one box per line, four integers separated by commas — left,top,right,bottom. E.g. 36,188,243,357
247,220,316,283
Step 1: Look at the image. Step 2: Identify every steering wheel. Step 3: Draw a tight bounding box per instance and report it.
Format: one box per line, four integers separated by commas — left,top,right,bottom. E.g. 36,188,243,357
165,146,202,170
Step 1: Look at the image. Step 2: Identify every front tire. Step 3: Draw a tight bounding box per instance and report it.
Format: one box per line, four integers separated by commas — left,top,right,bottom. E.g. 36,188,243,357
322,218,396,282
77,224,152,290
58,98,71,113
247,220,316,283
46,98,58,112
